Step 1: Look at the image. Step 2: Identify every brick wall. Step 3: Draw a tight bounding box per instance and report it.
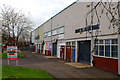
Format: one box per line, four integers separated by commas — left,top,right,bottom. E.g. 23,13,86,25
94,56,118,74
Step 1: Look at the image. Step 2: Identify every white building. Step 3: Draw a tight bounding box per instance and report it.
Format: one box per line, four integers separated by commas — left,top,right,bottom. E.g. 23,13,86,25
33,1,120,74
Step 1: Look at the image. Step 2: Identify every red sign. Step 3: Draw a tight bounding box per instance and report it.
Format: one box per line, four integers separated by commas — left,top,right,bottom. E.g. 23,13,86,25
7,46,18,60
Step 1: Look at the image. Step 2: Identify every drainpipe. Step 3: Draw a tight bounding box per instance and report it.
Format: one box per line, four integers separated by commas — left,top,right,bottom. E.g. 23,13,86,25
91,1,94,66
51,17,53,56
118,1,120,75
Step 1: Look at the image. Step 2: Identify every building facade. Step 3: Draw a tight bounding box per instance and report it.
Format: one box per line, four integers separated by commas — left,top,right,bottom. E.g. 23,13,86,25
34,25,44,53
32,1,120,74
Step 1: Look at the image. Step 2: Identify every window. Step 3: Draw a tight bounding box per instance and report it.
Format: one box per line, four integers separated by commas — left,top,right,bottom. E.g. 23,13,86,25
112,39,118,44
105,40,110,44
44,26,64,37
72,41,76,49
99,46,104,56
44,33,47,37
48,32,51,37
72,42,75,46
66,42,71,46
99,40,104,44
95,39,118,58
57,27,64,34
95,46,98,55
66,42,69,46
52,30,57,36
105,40,110,57
111,39,118,58
111,45,118,58
105,46,110,57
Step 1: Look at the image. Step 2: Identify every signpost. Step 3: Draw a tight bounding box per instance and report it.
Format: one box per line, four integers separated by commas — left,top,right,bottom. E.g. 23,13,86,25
7,46,18,66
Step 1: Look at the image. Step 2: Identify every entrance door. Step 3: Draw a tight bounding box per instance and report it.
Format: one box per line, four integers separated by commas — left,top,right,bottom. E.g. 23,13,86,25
52,43,57,56
78,41,91,65
36,44,38,52
66,46,71,62
38,44,40,53
41,44,44,53
60,46,65,60
72,48,76,62
34,46,36,52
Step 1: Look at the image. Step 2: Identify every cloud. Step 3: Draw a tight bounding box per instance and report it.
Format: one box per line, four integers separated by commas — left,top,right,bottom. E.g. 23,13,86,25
0,0,76,28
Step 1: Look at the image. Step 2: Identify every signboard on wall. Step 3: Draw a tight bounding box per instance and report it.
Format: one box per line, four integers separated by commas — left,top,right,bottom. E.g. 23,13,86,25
7,46,18,60
58,34,64,39
75,24,99,33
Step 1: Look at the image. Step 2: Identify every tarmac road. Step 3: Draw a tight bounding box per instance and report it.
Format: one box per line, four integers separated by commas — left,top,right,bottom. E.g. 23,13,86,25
2,51,120,79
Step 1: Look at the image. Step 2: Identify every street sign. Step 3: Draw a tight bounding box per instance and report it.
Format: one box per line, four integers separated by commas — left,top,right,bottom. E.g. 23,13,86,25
7,46,18,66
7,46,18,60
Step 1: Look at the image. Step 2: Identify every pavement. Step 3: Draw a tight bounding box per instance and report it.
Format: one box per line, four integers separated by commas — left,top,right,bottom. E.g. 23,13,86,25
2,51,120,79
65,62,91,68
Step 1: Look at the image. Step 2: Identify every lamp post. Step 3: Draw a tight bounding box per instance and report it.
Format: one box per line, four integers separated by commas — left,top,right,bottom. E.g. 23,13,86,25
91,1,94,66
51,17,53,56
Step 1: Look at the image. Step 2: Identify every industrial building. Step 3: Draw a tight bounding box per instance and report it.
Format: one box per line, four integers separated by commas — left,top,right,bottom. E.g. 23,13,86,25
31,1,120,74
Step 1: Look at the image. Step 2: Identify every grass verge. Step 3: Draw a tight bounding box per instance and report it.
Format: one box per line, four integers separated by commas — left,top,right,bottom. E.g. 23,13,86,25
0,53,25,59
2,65,54,79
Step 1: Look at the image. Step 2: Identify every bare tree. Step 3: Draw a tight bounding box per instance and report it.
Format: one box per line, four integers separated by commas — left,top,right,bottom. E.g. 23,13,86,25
0,4,33,46
86,1,120,33
85,1,120,53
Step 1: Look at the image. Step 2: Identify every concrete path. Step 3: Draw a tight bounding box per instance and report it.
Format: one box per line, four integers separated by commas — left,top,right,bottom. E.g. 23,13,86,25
2,51,120,79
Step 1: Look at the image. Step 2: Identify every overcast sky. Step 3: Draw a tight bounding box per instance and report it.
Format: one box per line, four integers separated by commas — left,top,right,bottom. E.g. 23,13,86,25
0,0,76,29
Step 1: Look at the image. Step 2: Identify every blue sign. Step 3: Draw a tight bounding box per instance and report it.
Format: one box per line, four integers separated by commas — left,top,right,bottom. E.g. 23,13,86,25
75,24,99,33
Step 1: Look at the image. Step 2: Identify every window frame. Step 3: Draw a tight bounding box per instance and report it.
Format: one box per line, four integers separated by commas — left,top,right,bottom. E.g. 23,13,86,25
44,33,48,38
52,29,57,36
47,31,51,37
57,27,64,35
94,39,118,59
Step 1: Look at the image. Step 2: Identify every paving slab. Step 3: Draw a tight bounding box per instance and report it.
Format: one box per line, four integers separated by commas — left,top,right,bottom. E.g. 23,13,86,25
65,62,91,68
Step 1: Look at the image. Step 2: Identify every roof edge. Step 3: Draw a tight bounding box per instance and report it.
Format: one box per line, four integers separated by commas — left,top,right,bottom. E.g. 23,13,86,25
34,0,77,31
